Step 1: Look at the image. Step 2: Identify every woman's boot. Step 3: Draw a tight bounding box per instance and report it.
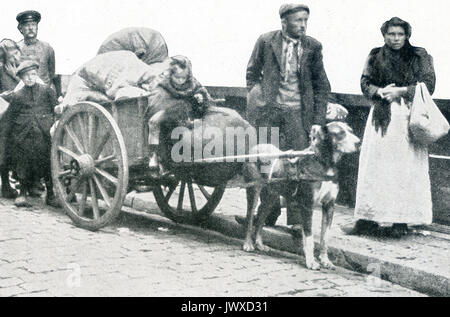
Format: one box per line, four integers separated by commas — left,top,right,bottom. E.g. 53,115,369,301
390,223,408,238
342,219,379,236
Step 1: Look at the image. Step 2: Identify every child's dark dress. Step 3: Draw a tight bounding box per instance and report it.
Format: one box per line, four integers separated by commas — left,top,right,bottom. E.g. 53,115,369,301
2,83,57,184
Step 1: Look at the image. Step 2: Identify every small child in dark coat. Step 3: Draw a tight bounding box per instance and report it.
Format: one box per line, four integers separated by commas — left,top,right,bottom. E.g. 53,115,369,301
0,60,59,207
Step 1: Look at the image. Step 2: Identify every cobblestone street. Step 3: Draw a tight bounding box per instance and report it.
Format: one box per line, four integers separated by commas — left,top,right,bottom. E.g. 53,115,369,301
0,196,425,297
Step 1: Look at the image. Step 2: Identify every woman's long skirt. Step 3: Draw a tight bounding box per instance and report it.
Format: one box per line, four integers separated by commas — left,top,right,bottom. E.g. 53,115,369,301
354,99,433,225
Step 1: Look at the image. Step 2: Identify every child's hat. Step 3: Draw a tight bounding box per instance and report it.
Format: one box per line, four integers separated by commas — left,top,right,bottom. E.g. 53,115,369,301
16,60,39,76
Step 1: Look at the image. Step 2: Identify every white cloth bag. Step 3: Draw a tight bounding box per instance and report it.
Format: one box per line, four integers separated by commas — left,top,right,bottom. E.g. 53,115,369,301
409,82,449,145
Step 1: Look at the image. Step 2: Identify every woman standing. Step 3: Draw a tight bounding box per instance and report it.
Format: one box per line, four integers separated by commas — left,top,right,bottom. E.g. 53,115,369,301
350,17,436,237
0,39,22,199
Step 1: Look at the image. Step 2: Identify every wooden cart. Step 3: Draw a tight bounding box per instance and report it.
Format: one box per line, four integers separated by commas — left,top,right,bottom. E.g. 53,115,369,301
51,97,229,230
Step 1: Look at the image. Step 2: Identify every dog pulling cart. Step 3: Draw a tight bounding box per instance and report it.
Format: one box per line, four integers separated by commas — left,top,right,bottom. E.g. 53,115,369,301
51,96,316,231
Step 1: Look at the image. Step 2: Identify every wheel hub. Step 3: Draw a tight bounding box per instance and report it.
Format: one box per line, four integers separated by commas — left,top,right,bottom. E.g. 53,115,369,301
77,154,96,177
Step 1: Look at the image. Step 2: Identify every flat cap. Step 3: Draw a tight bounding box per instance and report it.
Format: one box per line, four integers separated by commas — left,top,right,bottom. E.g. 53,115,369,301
279,4,310,18
16,60,39,76
16,10,41,24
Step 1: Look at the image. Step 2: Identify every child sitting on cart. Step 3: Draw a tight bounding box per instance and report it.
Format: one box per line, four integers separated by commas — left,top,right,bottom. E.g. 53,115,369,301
147,55,213,175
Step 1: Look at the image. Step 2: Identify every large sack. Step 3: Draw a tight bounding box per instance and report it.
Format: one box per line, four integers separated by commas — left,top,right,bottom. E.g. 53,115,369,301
160,104,256,161
114,86,150,101
159,104,255,185
97,27,168,65
58,52,172,112
59,74,110,108
246,83,266,126
77,51,171,100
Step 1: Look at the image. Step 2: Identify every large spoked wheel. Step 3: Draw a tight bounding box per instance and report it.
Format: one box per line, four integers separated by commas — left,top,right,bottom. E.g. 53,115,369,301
152,174,226,223
51,102,129,231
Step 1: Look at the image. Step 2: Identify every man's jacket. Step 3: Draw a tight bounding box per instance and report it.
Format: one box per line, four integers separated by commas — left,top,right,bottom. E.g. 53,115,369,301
246,30,331,131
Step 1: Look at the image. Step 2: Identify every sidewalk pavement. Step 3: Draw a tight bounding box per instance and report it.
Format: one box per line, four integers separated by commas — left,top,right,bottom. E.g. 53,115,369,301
123,187,449,297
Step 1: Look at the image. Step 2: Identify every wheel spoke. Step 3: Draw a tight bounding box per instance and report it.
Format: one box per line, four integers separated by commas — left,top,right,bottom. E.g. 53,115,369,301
89,179,100,220
87,113,96,154
66,177,83,203
95,154,117,166
164,184,178,203
58,170,72,178
177,181,186,212
58,146,81,161
76,114,88,149
187,181,198,213
93,174,112,208
93,131,111,159
94,168,118,185
197,185,211,200
78,182,88,216
64,125,85,154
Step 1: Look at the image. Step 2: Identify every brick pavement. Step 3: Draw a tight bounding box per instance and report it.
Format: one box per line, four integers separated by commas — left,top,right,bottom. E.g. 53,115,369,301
0,196,425,297
127,186,450,296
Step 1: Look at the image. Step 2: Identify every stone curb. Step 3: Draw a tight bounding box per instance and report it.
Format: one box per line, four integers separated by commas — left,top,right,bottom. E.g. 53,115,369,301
123,194,449,297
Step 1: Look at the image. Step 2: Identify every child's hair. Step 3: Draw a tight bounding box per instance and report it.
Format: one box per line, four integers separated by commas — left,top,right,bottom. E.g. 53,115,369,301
0,39,21,65
169,55,192,76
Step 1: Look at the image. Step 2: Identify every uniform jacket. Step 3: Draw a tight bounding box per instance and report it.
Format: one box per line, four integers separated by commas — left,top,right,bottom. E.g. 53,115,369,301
18,39,56,86
246,30,331,130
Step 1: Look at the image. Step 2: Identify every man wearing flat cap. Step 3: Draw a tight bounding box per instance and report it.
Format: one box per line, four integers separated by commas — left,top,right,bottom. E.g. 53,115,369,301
244,4,331,230
16,10,56,90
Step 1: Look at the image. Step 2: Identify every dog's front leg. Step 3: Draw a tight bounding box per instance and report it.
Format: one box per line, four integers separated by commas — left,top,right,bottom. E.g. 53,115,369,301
302,231,320,270
253,188,278,252
243,186,260,252
296,183,320,271
319,202,336,270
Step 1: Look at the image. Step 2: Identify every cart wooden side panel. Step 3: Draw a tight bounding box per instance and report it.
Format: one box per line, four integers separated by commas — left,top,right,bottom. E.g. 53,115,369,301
99,96,151,168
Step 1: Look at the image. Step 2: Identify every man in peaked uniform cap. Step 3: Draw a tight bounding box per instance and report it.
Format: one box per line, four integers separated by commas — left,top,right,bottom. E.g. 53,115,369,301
16,10,57,195
16,10,56,90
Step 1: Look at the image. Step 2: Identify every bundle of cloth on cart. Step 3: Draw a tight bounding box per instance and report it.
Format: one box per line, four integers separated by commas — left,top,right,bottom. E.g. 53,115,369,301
57,27,254,169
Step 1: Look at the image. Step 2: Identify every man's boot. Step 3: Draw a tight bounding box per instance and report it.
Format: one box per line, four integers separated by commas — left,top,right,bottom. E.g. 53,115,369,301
1,167,18,199
29,184,43,198
45,179,61,208
28,175,44,197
